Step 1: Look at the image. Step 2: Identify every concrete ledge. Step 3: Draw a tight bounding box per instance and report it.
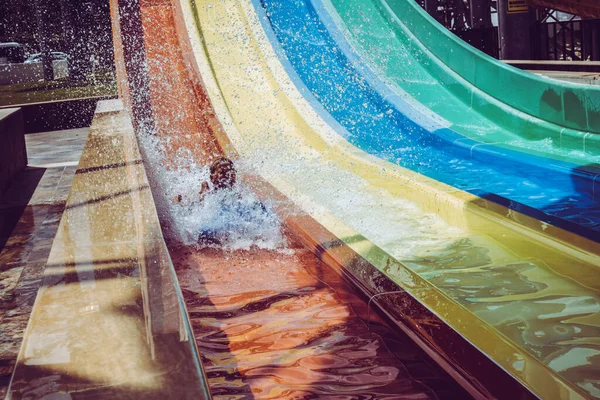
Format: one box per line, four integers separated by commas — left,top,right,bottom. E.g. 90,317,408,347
0,64,43,86
0,108,27,200
0,61,69,85
7,100,211,399
0,97,117,134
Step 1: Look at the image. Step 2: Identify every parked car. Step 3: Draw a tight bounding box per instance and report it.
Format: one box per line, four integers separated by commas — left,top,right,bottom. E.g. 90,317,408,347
0,42,25,63
25,52,68,64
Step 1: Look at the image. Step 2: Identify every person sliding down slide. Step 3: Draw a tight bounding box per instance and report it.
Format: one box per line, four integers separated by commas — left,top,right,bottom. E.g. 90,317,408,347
174,157,237,204
175,157,273,246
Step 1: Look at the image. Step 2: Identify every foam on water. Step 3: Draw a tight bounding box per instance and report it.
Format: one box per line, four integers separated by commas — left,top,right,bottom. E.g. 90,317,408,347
134,131,287,252
243,135,464,260
165,166,286,250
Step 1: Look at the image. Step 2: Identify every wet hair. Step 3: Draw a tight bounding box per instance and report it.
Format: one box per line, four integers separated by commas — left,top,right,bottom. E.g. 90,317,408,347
209,157,236,189
210,157,235,174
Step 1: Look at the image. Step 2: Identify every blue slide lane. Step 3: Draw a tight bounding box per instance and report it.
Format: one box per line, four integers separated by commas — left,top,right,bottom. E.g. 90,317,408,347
253,0,600,241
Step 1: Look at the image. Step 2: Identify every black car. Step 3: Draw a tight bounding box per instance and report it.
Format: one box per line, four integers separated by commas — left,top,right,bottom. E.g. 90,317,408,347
0,42,25,63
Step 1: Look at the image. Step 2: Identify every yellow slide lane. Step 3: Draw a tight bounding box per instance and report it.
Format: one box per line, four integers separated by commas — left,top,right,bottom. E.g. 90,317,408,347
178,0,600,398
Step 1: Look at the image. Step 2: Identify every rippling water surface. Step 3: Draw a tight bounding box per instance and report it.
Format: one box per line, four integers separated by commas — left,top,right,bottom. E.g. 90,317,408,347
170,243,467,399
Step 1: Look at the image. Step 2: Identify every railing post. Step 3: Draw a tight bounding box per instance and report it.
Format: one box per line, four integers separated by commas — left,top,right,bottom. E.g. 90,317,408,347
592,21,600,61
497,0,534,59
470,0,492,28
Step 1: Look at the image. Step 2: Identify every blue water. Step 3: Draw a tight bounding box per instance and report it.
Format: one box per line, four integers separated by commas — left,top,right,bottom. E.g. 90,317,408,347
255,0,600,239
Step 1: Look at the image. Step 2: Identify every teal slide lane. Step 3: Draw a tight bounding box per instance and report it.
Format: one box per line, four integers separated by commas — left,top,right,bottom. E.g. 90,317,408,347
322,0,600,164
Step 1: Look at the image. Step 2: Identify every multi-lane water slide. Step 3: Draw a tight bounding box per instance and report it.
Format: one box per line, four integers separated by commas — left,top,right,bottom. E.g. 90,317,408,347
109,0,600,398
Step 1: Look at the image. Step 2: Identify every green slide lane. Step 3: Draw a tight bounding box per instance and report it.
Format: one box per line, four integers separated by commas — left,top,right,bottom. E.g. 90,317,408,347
323,0,600,164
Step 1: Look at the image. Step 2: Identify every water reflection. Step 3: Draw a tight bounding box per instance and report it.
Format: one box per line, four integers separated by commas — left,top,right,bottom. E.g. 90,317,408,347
400,236,600,396
170,244,467,399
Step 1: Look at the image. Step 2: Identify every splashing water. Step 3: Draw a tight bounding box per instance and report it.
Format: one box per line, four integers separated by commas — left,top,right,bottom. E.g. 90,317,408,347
167,168,286,250
133,128,286,251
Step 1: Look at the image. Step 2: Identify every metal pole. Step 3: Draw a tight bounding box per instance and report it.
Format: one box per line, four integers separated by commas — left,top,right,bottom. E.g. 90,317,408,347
497,0,533,59
553,23,557,60
592,22,600,61
470,0,492,28
424,0,439,20
0,2,7,42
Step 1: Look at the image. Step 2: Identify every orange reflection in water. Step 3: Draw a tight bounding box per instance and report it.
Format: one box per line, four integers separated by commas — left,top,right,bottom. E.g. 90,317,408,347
171,243,464,399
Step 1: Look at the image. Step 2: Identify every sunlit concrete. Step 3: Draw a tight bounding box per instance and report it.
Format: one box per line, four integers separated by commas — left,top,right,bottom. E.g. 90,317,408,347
6,100,210,399
0,126,88,397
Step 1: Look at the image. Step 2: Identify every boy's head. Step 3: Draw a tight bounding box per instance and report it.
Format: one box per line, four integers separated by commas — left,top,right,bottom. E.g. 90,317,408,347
209,157,236,189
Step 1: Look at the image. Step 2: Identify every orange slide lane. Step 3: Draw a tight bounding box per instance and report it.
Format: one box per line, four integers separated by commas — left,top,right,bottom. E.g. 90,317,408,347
110,0,470,398
171,242,464,398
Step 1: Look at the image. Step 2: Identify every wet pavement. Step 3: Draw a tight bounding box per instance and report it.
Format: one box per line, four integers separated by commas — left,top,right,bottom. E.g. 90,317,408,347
171,241,470,399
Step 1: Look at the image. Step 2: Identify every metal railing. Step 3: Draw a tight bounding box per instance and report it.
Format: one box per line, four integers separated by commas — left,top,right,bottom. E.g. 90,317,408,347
532,18,600,61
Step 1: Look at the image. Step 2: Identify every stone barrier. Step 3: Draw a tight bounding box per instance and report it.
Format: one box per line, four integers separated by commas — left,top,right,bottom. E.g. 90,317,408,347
0,108,27,201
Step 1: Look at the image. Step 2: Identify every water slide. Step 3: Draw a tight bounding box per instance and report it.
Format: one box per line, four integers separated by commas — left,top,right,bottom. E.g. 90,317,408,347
314,0,600,152
111,0,600,398
261,0,600,241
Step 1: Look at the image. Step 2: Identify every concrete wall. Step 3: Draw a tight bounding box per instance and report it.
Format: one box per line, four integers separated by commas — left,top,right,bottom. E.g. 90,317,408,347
0,108,27,200
0,60,68,85
0,63,43,85
0,98,101,133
